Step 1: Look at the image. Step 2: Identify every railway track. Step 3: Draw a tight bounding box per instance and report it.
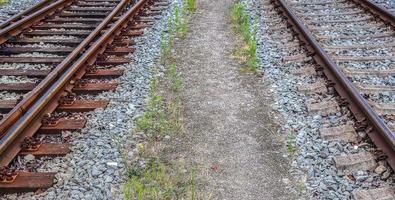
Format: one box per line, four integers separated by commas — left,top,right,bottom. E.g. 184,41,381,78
262,0,395,198
371,0,395,14
1,0,394,197
0,0,167,193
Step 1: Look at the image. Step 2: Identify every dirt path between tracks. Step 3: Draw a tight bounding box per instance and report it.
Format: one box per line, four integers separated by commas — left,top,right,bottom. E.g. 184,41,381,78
166,0,299,199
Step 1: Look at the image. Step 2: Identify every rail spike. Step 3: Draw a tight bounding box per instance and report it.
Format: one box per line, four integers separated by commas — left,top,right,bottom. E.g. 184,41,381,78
41,113,60,127
59,92,77,106
0,166,17,183
20,136,42,152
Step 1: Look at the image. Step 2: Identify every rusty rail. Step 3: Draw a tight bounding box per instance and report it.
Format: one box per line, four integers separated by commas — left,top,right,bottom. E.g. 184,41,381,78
273,0,395,169
0,0,56,29
0,0,74,44
352,0,395,24
0,0,150,165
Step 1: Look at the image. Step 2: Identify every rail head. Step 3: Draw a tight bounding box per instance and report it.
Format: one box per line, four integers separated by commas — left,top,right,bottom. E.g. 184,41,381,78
0,0,74,45
352,0,395,24
0,0,151,165
0,0,55,30
273,0,395,169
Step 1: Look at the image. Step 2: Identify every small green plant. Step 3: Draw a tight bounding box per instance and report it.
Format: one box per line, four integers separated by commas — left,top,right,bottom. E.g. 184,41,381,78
135,75,183,139
161,33,172,59
173,6,189,38
231,2,259,73
136,94,165,133
0,0,9,5
286,133,297,154
124,158,196,200
168,64,183,92
184,0,197,13
125,1,200,198
190,168,197,200
161,3,192,63
160,0,198,63
297,182,306,194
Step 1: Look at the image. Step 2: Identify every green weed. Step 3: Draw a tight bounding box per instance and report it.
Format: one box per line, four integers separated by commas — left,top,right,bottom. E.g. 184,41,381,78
0,0,9,5
135,73,183,139
286,133,297,154
190,168,197,200
184,0,197,13
231,2,259,73
161,33,172,60
160,0,198,63
126,1,199,199
124,158,196,200
173,6,189,38
297,182,306,194
168,64,183,92
160,4,191,63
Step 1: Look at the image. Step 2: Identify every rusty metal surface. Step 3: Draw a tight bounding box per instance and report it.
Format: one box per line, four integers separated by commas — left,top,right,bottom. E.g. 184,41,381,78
0,0,132,144
0,0,151,160
0,68,123,78
0,0,55,29
72,82,119,94
0,0,74,44
7,37,84,45
0,100,108,113
33,23,97,29
57,100,109,112
0,83,37,92
273,0,395,170
23,30,92,37
0,100,16,112
0,0,157,193
0,172,55,193
0,56,64,64
0,46,74,54
39,119,87,134
352,0,395,24
19,143,70,157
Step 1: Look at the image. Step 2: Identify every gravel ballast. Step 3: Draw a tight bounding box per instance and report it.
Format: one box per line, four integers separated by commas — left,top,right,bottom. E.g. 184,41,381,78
244,0,395,199
2,0,178,199
0,0,41,23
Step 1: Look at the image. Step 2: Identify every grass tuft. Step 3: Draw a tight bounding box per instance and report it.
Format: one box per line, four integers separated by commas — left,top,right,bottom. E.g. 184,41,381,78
297,182,306,195
161,0,197,63
135,78,183,139
168,63,183,92
125,1,199,199
231,2,259,73
0,0,8,5
286,133,297,154
185,0,197,13
124,157,197,200
161,33,173,61
174,6,189,38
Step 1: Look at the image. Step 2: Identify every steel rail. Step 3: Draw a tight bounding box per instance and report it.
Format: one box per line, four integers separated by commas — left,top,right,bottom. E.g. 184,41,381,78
352,0,395,24
0,0,74,44
273,0,395,169
0,0,135,165
0,0,55,30
0,0,149,165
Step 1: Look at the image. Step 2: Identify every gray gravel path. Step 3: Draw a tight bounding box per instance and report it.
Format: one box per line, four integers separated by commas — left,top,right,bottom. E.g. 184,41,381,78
172,0,298,199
